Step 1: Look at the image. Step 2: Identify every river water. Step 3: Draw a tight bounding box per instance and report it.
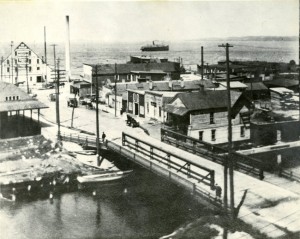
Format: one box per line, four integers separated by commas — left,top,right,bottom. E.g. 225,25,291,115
0,161,213,239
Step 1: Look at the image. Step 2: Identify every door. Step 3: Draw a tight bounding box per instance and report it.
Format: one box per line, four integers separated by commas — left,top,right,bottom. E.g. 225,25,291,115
134,103,139,115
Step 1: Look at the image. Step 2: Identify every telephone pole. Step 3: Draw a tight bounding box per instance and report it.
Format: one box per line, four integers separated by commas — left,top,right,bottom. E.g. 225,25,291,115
218,43,234,219
115,63,117,117
94,65,100,166
1,56,3,81
56,58,61,142
11,41,14,84
201,46,204,80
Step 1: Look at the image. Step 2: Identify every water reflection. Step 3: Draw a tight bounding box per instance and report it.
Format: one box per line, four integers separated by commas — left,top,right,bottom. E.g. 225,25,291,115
0,167,211,239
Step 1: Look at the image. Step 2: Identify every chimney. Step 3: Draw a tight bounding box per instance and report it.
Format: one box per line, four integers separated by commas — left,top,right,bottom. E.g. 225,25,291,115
180,78,184,88
65,15,71,82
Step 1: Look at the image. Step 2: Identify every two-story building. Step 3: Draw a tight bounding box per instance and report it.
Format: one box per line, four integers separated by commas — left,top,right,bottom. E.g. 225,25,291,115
164,90,251,145
82,61,181,87
1,42,52,90
125,78,214,119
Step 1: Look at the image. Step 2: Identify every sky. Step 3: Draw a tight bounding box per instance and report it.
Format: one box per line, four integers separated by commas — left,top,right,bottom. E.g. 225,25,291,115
0,0,298,44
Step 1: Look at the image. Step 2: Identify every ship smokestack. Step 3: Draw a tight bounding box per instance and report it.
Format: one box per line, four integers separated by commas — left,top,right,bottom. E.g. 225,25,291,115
65,15,71,82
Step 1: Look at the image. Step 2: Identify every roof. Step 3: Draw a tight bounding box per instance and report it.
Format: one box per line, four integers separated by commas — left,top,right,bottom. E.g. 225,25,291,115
130,70,166,74
108,79,214,93
269,87,294,95
84,62,180,75
0,82,48,112
264,78,299,88
0,100,48,112
219,81,248,89
244,82,269,91
165,90,242,116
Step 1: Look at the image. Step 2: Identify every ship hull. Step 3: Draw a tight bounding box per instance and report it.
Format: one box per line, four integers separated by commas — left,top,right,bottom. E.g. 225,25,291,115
141,46,169,52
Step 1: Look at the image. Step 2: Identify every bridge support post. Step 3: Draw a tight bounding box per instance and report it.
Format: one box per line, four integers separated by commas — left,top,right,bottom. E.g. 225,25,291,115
135,140,139,151
150,147,153,160
210,170,215,190
187,163,191,178
122,133,125,146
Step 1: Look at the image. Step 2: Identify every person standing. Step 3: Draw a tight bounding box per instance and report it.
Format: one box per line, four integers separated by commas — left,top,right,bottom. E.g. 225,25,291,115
102,132,106,142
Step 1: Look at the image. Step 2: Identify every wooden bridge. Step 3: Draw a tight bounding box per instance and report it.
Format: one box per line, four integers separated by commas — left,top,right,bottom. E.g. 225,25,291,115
61,131,222,207
161,128,265,180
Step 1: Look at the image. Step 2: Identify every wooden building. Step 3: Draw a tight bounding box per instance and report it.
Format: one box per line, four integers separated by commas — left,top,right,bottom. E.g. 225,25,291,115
1,42,52,89
0,82,48,139
164,90,251,145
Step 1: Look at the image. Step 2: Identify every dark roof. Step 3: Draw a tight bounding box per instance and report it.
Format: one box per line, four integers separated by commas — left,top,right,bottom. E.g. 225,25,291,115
84,62,180,75
165,90,242,116
244,82,269,91
109,79,214,94
264,78,298,88
0,82,48,112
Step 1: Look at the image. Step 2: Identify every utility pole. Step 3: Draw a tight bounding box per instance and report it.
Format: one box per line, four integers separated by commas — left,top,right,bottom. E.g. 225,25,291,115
1,56,3,81
44,26,48,85
115,63,117,117
219,43,234,219
51,44,57,84
44,26,47,65
56,58,61,143
11,41,14,84
94,65,100,166
298,0,300,137
26,56,29,94
201,46,204,80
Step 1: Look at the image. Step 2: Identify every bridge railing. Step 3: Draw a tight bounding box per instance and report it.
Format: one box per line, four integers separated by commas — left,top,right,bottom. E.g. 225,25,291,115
122,132,216,190
107,140,222,208
60,132,98,147
161,128,264,180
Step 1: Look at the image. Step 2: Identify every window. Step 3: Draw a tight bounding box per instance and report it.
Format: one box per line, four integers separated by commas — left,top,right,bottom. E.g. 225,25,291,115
210,112,214,124
147,103,149,113
15,67,17,72
7,60,9,64
9,96,11,101
159,106,161,117
29,59,31,64
211,129,216,141
15,51,17,56
199,131,204,141
29,67,32,72
29,51,31,56
37,67,40,71
7,67,9,73
13,96,15,100
16,96,19,100
5,97,8,101
37,59,39,64
30,77,32,81
240,126,245,137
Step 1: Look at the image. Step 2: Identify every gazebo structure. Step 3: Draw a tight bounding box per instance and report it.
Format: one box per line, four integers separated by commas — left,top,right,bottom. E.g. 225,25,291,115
0,82,48,139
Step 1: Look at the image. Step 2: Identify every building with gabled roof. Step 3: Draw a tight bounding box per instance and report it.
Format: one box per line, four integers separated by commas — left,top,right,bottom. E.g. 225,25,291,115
164,90,251,145
0,82,48,139
1,42,52,90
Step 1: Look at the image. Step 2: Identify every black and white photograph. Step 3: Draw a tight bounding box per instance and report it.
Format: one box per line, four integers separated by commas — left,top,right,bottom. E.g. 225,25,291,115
0,0,299,238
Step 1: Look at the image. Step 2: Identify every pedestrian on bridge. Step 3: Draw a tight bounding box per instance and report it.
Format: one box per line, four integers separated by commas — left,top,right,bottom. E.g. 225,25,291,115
102,132,106,142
